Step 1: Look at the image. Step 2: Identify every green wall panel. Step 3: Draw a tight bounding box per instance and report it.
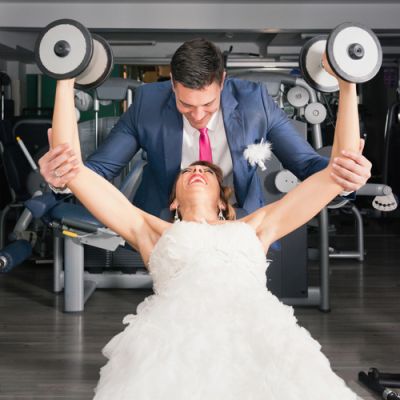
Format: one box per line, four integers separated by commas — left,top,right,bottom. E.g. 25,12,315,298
26,64,123,121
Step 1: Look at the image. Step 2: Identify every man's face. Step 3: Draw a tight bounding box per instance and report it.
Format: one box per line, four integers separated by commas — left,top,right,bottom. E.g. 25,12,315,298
172,75,225,130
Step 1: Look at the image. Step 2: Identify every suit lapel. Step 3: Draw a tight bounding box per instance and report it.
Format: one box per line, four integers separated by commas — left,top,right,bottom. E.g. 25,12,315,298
221,86,249,206
160,92,183,193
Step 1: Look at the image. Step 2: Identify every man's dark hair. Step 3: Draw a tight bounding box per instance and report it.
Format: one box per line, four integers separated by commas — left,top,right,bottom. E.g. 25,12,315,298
170,38,225,89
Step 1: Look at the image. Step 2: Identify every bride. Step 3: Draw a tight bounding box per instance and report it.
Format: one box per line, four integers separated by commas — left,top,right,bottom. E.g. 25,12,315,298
52,60,362,399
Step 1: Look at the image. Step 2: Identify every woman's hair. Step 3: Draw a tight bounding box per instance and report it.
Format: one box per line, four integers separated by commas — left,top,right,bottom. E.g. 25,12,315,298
170,38,225,89
169,161,236,221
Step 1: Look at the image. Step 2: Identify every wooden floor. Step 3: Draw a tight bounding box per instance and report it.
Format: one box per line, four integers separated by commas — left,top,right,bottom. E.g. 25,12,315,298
0,216,399,399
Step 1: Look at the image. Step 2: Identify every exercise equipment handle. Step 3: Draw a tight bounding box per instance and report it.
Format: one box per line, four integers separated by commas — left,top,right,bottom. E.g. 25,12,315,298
0,240,32,273
16,136,38,171
61,218,99,233
357,183,392,197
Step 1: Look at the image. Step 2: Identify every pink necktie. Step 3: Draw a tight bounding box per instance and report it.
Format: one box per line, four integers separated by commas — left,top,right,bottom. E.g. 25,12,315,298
199,127,213,162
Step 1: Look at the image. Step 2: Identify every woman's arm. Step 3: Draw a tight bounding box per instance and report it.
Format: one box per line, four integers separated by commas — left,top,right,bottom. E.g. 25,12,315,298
52,79,169,264
244,75,360,252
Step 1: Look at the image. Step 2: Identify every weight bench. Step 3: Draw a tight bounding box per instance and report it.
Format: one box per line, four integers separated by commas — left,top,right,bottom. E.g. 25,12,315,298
46,155,149,312
0,154,150,312
47,201,152,312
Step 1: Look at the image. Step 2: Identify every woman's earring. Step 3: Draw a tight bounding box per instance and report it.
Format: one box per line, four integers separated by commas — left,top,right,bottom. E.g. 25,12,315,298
174,208,180,222
218,208,225,221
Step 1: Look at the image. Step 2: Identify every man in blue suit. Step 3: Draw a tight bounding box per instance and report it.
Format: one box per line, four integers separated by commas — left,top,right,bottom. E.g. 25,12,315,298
40,38,371,216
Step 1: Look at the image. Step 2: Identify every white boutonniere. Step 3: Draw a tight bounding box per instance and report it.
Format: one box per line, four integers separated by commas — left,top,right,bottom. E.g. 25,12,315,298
243,139,272,171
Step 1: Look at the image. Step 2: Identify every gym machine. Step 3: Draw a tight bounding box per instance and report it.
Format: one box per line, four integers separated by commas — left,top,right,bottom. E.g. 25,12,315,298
382,101,400,200
3,18,150,305
231,23,398,312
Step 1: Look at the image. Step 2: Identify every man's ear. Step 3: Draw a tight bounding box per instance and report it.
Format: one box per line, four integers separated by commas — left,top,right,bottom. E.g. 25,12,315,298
170,199,179,211
170,75,175,92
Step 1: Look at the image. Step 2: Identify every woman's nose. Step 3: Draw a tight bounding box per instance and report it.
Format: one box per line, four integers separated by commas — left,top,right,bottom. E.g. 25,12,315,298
193,166,204,173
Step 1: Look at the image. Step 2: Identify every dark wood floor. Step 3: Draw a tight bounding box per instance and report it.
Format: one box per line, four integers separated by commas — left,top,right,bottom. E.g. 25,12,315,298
0,216,399,399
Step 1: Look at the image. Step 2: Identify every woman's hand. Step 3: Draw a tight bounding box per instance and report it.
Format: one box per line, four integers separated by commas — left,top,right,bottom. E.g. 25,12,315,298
321,52,349,87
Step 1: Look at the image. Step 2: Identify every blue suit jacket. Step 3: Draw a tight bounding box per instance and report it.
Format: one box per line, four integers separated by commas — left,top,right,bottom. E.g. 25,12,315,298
86,78,328,216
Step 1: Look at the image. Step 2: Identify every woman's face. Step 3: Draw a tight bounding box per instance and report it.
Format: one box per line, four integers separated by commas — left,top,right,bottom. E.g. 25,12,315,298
174,164,221,206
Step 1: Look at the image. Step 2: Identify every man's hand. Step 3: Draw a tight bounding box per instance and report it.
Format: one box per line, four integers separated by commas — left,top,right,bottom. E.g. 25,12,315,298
38,128,80,189
330,138,372,192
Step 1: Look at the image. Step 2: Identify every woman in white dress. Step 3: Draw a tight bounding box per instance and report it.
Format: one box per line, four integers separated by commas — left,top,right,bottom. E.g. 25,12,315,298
51,58,363,399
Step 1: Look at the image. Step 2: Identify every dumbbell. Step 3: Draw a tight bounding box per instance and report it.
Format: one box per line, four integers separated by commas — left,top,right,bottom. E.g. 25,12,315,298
299,22,382,92
35,19,113,89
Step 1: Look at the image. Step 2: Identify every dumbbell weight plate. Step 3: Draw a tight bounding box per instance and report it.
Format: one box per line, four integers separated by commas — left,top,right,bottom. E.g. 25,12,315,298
299,36,339,93
327,22,382,84
75,34,114,90
35,19,93,80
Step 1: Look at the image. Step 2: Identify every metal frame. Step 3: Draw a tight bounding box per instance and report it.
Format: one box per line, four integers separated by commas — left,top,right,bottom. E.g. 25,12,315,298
53,230,152,313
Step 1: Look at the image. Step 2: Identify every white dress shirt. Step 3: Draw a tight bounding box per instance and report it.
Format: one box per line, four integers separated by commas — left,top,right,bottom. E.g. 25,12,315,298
181,110,235,198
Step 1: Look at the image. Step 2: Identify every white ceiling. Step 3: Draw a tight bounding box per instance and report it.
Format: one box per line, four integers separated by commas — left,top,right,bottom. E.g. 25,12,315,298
1,1,400,65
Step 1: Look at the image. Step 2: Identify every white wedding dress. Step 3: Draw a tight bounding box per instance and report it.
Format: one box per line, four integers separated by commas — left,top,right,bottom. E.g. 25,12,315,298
93,221,361,400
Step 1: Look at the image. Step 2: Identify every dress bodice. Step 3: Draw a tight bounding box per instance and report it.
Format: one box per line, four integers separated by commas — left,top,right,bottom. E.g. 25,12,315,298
148,221,269,294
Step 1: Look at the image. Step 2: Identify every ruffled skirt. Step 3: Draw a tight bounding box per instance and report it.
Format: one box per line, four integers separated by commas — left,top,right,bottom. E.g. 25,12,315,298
93,262,359,400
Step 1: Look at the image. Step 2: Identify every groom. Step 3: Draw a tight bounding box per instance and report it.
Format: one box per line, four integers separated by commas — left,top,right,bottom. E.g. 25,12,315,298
39,38,371,216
